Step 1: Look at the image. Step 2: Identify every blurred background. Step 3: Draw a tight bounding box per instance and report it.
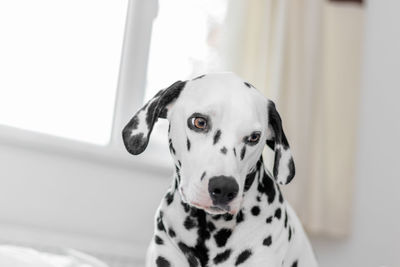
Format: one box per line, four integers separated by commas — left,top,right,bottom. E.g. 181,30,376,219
0,0,399,266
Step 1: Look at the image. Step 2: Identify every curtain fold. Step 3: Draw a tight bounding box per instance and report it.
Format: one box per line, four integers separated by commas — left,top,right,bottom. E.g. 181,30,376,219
219,0,364,237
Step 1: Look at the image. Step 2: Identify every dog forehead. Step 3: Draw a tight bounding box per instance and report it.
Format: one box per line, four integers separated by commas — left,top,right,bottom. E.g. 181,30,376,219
176,73,266,116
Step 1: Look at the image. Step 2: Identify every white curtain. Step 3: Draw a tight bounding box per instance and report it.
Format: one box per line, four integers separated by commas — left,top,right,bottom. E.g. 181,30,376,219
219,0,364,237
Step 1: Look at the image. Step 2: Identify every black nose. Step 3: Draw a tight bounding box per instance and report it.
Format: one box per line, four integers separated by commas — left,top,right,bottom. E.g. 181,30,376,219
208,176,239,205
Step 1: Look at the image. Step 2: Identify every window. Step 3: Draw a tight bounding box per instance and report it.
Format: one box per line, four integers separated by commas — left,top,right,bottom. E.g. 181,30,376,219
0,0,128,145
145,0,228,100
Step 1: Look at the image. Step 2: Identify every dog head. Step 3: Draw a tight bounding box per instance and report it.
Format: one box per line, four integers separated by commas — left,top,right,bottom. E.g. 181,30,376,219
122,73,295,214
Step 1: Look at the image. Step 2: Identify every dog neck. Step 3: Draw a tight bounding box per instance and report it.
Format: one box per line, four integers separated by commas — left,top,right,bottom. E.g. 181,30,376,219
156,157,286,266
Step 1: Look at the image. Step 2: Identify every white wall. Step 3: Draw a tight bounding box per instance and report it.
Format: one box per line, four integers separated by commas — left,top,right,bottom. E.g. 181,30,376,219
311,0,400,266
0,126,172,263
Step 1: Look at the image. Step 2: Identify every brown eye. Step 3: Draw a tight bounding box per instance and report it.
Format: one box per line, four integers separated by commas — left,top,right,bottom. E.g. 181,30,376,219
193,117,207,129
247,132,261,143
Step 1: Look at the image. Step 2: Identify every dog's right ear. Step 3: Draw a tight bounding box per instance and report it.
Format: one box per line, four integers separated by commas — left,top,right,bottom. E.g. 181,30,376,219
122,80,186,155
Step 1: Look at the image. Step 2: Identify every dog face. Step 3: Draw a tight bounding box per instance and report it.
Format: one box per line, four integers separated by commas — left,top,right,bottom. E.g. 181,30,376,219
122,73,294,215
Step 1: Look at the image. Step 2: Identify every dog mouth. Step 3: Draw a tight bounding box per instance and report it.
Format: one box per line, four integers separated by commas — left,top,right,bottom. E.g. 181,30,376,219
210,205,230,213
191,201,233,215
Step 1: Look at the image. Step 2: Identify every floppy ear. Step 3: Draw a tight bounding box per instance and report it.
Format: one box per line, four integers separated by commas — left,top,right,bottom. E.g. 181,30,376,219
266,100,295,185
122,80,186,155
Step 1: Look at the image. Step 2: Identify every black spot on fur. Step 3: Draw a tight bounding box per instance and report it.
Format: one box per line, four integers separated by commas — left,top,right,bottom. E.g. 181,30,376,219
193,74,205,80
159,107,168,118
291,260,298,267
223,214,234,221
187,138,191,151
256,196,261,202
220,147,227,154
236,210,244,223
190,207,200,217
213,130,222,145
178,160,182,167
240,146,246,160
277,185,284,203
233,148,237,157
129,116,139,130
194,212,210,266
184,216,197,230
155,235,164,245
157,211,165,232
145,101,159,128
175,166,181,183
178,207,210,266
273,148,282,179
168,228,176,238
145,81,185,125
213,249,231,264
207,221,216,232
156,256,171,267
200,171,206,181
284,210,288,228
235,249,252,266
165,191,174,206
214,228,232,247
174,177,179,189
122,132,147,155
182,201,190,213
267,100,289,148
263,236,272,246
160,81,187,118
286,157,295,184
266,139,275,150
288,227,292,241
258,172,276,204
266,216,273,224
244,170,257,192
178,242,199,267
178,242,190,253
212,214,222,220
274,208,282,219
251,206,260,216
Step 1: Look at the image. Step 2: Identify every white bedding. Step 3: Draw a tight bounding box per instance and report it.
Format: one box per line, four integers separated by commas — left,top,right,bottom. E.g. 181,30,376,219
0,245,108,267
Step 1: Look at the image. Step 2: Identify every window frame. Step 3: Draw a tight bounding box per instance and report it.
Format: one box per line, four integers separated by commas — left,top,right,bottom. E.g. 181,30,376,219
0,0,172,174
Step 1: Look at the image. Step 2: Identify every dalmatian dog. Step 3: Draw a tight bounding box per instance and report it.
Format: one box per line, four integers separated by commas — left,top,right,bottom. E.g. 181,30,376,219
122,73,318,267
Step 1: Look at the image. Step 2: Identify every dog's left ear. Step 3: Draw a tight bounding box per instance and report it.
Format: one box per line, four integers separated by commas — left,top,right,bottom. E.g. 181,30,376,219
266,100,295,185
122,80,186,155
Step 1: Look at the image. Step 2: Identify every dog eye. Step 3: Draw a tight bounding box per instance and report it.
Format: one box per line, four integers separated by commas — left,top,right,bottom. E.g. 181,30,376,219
247,132,261,143
193,117,207,130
